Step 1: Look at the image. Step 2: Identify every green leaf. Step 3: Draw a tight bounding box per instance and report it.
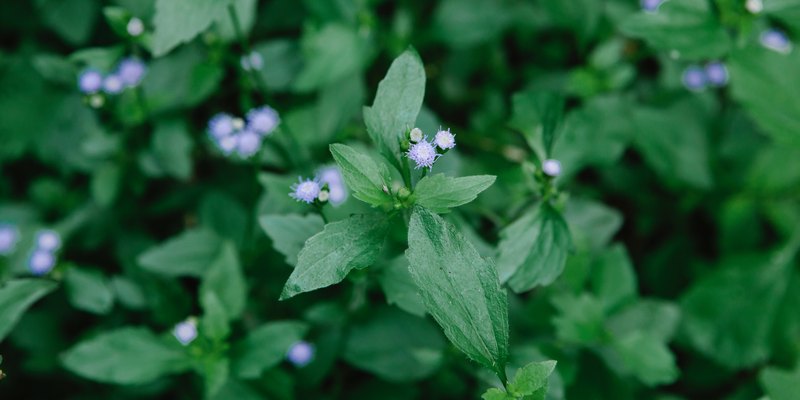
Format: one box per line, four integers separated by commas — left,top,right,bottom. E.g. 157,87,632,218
607,300,680,342
61,327,190,384
32,53,79,86
280,214,389,300
102,6,132,38
413,174,496,213
343,306,445,382
610,331,679,386
200,242,246,320
763,0,800,36
139,119,193,180
64,267,115,315
293,24,370,92
37,0,99,45
329,144,393,207
200,192,249,246
433,0,512,49
563,198,623,252
201,357,230,399
90,162,121,207
259,214,324,266
510,90,566,160
760,365,800,400
200,291,230,342
140,45,224,114
252,39,302,91
362,48,426,167
497,203,571,293
406,206,508,375
378,257,427,317
552,293,606,345
508,360,557,398
0,279,57,342
620,0,730,60
232,321,309,379
151,0,232,56
137,229,223,277
482,388,513,400
590,245,637,312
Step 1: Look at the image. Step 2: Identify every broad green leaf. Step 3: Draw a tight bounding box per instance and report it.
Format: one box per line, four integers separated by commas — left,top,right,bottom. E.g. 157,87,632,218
110,276,147,310
607,300,680,342
413,174,496,213
259,214,324,266
378,257,426,317
760,365,800,400
293,24,370,92
406,206,508,375
590,245,637,312
37,0,99,45
32,53,78,86
551,293,606,345
563,197,623,252
0,279,57,342
139,119,194,181
343,306,445,382
329,144,393,207
541,0,602,45
212,380,264,400
362,48,426,167
61,327,190,384
200,242,246,320
232,321,309,379
201,357,230,399
200,291,230,341
151,0,232,56
252,39,302,91
510,90,566,160
508,360,557,399
64,267,114,315
763,0,800,36
214,0,256,42
91,162,121,207
280,214,389,300
433,0,512,49
497,204,571,293
482,388,513,400
137,229,223,277
620,0,730,60
200,192,249,246
610,331,679,386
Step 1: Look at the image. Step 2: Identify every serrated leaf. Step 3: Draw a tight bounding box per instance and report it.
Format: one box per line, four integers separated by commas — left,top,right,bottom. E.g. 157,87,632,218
508,360,557,397
510,90,565,160
610,331,679,386
329,144,393,207
0,279,58,342
65,267,114,315
280,214,389,300
137,229,223,277
259,214,324,266
61,327,190,384
151,0,232,56
406,206,508,375
498,204,571,293
232,321,309,379
200,242,246,320
413,174,496,213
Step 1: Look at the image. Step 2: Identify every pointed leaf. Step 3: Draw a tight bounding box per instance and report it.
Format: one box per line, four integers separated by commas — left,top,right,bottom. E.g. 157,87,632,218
0,279,57,342
232,321,309,379
329,144,393,207
414,174,496,213
259,214,325,266
200,242,246,320
137,229,223,277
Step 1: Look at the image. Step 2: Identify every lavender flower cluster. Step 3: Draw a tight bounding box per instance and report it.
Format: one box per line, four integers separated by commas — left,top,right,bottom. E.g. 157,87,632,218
406,127,456,170
289,167,348,205
682,61,729,91
78,57,146,102
28,230,61,276
0,224,19,256
207,106,280,158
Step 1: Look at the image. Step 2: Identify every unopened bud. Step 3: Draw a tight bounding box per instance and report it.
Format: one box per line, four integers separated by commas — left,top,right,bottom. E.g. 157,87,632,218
409,127,423,143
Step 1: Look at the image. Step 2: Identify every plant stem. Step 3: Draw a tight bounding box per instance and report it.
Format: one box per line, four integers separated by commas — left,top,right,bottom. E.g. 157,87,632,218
227,4,270,97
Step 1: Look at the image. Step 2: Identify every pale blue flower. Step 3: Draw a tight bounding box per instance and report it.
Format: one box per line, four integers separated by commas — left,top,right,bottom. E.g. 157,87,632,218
173,318,198,346
208,113,236,139
35,229,61,252
127,17,144,36
286,341,314,367
78,69,103,94
103,74,124,94
407,139,439,169
542,159,562,177
241,52,264,71
117,58,146,87
434,128,456,150
0,224,19,255
704,61,728,87
319,166,347,205
246,106,280,135
236,130,262,157
290,177,321,204
760,29,792,54
641,0,663,12
29,250,56,276
682,65,706,91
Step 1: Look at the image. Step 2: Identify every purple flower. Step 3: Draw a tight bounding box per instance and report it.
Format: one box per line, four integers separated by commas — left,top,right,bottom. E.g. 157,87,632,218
103,74,124,94
173,319,198,346
682,65,706,91
216,135,238,155
641,0,663,12
704,61,728,87
35,230,61,252
240,52,264,71
542,159,562,177
290,177,321,204
127,17,144,37
246,106,280,135
0,224,19,255
29,250,56,276
407,139,439,169
78,69,103,94
760,29,792,54
286,341,314,367
434,128,456,150
319,166,347,205
236,130,263,158
117,58,146,87
208,113,236,139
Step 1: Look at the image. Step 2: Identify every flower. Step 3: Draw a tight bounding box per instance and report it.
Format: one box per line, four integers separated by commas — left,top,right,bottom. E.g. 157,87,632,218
286,341,314,367
29,250,56,276
409,127,423,143
217,135,238,155
173,318,198,346
127,17,144,36
682,65,706,91
704,61,728,87
290,177,321,204
240,52,264,71
236,130,263,157
117,58,146,87
78,69,103,94
319,166,347,205
0,224,19,255
641,0,663,12
760,29,792,54
208,113,236,139
35,230,61,252
542,159,562,177
246,106,280,135
103,74,125,94
745,0,763,14
434,128,456,150
407,139,439,169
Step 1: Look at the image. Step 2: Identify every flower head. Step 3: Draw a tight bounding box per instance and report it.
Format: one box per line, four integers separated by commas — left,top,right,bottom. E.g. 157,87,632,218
409,127,423,143
173,318,198,346
127,17,144,36
434,128,456,150
290,177,321,204
542,159,562,177
217,135,238,155
236,130,263,158
0,224,19,255
208,113,236,139
407,139,439,169
103,74,124,94
760,29,792,54
641,0,663,12
29,250,56,276
704,61,728,87
78,69,103,94
117,58,146,87
246,106,280,135
241,52,264,71
682,65,706,91
35,230,61,252
746,0,763,14
319,166,347,205
286,341,314,367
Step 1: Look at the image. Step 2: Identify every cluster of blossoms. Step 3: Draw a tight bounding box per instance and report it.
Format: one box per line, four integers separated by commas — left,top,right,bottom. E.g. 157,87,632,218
28,230,61,276
240,51,264,71
406,127,456,170
173,317,198,346
289,167,348,205
682,61,729,91
286,340,314,367
760,28,793,54
78,57,146,106
207,106,280,158
0,224,20,256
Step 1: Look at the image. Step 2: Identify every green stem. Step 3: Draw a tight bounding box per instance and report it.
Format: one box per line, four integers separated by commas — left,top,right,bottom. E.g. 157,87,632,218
227,4,270,98
401,158,412,190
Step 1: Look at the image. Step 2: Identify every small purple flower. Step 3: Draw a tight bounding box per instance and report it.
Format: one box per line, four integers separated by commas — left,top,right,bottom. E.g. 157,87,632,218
407,140,439,169
319,166,347,205
760,29,792,54
29,250,56,276
240,52,264,71
434,128,456,150
35,230,61,252
208,113,236,139
0,224,19,255
78,69,103,94
236,130,263,158
682,65,707,91
117,58,146,87
542,159,562,177
286,341,314,367
246,106,280,135
127,17,144,37
173,318,198,346
103,74,124,94
641,0,663,12
704,61,728,87
216,135,238,155
290,177,321,204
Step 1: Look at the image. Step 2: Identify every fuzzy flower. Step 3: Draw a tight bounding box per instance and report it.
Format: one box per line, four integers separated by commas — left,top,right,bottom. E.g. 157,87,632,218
117,58,146,87
704,61,728,87
35,230,61,252
29,250,56,276
103,74,125,94
409,127,423,143
434,128,456,150
682,65,706,91
286,341,314,367
407,139,439,169
236,130,263,158
78,69,103,94
290,177,321,204
240,52,264,71
542,159,562,177
745,0,763,14
127,17,145,36
760,29,792,54
0,224,19,255
641,0,663,12
217,135,238,155
246,106,280,135
208,113,236,139
319,166,347,205
173,318,198,346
